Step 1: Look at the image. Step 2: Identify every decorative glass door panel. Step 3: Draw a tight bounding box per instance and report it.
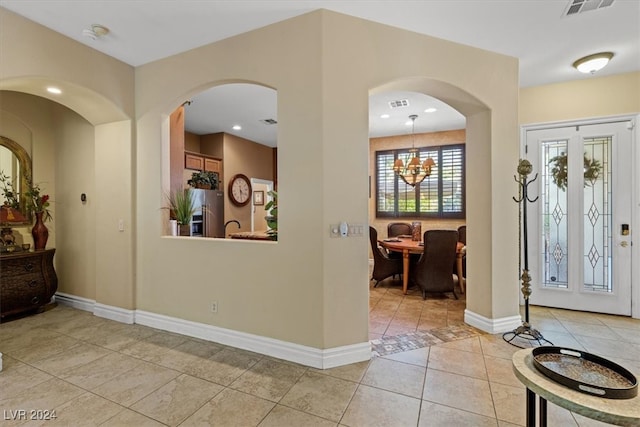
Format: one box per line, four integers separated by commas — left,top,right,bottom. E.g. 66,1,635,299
526,121,632,316
583,137,611,293
541,139,569,289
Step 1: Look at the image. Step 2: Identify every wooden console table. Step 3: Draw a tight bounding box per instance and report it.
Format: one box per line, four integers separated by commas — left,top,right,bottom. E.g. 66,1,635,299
0,248,58,320
512,348,640,426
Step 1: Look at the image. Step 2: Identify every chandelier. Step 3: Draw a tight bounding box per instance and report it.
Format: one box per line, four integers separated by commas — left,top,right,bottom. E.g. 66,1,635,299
393,115,435,187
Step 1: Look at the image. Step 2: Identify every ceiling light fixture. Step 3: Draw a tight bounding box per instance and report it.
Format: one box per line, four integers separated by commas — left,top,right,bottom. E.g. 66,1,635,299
82,24,110,40
232,125,242,131
424,107,437,113
572,52,613,74
393,115,435,187
46,87,62,94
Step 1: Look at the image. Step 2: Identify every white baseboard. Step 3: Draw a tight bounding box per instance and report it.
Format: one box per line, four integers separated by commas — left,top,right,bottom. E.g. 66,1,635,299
135,310,371,369
56,293,134,324
464,309,522,334
55,292,95,312
55,293,370,369
94,303,135,324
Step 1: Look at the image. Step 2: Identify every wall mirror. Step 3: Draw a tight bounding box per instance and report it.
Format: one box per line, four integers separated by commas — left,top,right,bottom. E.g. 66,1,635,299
0,135,33,224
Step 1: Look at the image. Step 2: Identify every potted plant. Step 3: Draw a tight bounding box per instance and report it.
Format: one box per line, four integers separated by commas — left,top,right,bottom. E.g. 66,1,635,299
187,171,219,190
0,171,20,210
264,190,278,240
166,188,197,236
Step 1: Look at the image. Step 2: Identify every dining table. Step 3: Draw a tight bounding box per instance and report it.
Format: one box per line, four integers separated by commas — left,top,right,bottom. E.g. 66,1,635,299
379,236,466,295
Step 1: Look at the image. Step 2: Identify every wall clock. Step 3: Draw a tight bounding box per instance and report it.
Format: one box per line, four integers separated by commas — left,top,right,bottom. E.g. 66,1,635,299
228,174,252,206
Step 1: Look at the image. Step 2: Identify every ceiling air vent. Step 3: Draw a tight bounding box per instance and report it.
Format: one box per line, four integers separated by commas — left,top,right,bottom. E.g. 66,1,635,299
388,99,409,109
260,118,278,125
565,0,614,16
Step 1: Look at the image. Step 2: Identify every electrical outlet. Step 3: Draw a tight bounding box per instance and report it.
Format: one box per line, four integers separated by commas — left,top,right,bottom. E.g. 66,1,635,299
211,301,218,313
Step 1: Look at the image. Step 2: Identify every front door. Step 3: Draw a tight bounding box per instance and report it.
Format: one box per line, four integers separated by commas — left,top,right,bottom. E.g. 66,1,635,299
525,120,633,315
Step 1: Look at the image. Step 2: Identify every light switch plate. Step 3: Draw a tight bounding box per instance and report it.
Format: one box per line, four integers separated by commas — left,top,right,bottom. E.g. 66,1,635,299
347,224,364,236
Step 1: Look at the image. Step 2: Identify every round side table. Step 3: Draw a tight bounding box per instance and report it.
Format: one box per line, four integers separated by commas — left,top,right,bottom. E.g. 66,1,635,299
512,348,640,426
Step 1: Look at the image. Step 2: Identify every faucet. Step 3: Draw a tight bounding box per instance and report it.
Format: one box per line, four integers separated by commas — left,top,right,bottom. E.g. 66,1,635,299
224,220,241,236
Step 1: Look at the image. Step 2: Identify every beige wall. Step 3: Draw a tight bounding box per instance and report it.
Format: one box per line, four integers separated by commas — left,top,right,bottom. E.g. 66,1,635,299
201,133,224,159
53,102,97,299
0,9,133,124
222,133,274,233
185,132,201,152
95,121,135,310
1,7,521,353
135,11,327,346
520,72,640,124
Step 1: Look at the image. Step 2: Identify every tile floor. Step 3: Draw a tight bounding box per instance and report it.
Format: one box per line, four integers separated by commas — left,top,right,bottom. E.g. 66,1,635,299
1,289,639,426
369,276,468,341
368,277,483,358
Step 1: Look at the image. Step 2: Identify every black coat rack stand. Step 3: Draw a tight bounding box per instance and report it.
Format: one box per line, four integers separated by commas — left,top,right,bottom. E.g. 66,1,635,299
503,159,552,348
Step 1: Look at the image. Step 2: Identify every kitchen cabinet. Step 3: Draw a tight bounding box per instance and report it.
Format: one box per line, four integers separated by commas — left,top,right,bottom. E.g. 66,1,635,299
204,157,221,173
0,249,58,319
185,151,222,173
185,152,204,170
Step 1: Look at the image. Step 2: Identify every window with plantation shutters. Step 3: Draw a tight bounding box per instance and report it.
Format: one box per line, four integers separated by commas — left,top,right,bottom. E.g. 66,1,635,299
376,152,396,214
375,144,465,219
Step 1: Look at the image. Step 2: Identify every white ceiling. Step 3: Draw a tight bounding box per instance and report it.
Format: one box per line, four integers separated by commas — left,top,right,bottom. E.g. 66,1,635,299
2,0,638,146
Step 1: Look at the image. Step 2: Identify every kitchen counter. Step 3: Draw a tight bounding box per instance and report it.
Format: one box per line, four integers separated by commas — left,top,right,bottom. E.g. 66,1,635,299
229,231,273,241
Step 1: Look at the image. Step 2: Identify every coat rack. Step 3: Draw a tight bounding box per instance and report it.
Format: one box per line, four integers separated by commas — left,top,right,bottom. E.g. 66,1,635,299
503,159,552,348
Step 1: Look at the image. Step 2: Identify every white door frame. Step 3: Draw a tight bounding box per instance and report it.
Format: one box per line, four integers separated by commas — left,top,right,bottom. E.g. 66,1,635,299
250,178,273,232
520,114,638,319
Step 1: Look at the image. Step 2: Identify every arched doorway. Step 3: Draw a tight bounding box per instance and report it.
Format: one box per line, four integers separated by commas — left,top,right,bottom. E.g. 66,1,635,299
367,87,470,345
0,78,134,314
367,77,521,339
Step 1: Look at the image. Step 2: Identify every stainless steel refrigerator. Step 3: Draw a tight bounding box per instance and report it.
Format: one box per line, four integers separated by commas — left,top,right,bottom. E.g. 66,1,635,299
190,189,224,238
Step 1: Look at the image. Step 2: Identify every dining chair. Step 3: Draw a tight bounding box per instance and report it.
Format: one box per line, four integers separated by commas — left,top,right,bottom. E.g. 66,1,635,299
369,226,403,286
386,222,414,261
411,229,459,299
457,225,466,245
387,222,412,238
457,225,467,279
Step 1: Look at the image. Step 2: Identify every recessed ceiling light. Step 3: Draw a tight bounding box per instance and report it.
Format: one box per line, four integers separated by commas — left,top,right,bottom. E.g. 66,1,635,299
46,87,62,94
232,125,242,131
424,107,437,113
573,52,614,74
380,114,390,119
405,119,413,126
